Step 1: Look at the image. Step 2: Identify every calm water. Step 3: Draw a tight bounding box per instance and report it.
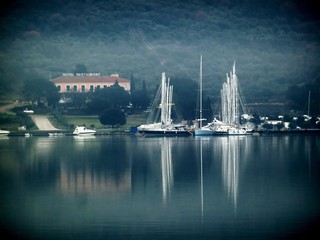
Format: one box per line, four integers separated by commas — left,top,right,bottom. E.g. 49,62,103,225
0,135,319,240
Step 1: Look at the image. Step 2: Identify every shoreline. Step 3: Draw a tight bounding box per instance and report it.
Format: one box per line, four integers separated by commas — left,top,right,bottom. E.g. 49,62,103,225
4,128,320,137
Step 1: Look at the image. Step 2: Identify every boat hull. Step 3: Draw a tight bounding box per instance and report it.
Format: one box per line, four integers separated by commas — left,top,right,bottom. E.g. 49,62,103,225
73,126,96,135
74,132,96,136
138,129,192,137
0,130,10,136
194,129,215,136
194,128,251,136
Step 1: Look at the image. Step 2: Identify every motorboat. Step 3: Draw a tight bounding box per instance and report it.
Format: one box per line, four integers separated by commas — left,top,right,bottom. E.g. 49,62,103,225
0,129,10,136
73,126,96,135
23,109,34,114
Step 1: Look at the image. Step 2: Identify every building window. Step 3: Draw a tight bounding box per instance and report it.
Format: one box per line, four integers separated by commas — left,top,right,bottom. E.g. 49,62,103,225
73,85,78,92
57,85,61,92
66,85,71,92
103,85,107,89
81,85,85,92
96,85,100,91
90,85,94,92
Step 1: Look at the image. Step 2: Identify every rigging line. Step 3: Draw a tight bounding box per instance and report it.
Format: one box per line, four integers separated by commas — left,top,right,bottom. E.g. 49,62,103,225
238,82,249,114
146,84,162,124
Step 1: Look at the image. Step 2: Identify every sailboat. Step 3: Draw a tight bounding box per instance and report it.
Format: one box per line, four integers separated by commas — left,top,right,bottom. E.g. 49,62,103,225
137,72,191,137
194,55,215,136
195,62,252,136
217,62,252,135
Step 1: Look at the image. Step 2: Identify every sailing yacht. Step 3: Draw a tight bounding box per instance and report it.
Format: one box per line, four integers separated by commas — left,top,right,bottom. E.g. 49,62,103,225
194,55,215,136
195,62,252,136
137,72,191,137
219,63,252,135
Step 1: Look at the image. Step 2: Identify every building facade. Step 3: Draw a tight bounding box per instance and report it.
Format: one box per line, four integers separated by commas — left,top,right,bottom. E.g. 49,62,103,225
51,73,130,93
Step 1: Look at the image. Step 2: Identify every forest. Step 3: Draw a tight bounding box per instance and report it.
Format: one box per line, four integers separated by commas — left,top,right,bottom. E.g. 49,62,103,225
0,0,319,113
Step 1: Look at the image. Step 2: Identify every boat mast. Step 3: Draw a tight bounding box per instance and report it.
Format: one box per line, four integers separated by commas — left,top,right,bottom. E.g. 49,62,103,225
160,72,167,125
221,62,240,126
199,54,203,128
232,62,239,125
308,90,311,116
167,78,173,125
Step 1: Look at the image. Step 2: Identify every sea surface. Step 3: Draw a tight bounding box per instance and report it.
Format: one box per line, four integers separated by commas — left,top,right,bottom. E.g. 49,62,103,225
0,134,319,239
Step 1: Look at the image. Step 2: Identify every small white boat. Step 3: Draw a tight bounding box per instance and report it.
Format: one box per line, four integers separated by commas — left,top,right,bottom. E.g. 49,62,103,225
73,126,96,135
0,129,10,136
23,109,34,114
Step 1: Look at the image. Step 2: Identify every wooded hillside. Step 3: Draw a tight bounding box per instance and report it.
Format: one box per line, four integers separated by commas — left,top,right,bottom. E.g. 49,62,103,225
0,0,319,103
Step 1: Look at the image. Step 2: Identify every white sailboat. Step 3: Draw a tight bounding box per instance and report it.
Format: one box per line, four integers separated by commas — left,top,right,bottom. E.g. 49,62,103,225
218,62,252,135
137,72,191,136
195,62,252,136
194,55,214,136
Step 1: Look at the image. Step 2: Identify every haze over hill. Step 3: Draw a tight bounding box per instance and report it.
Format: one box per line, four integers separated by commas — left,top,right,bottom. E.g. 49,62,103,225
0,0,319,103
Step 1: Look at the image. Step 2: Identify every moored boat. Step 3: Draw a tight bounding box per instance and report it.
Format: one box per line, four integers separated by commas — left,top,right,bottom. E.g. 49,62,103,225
0,129,10,136
138,124,192,137
195,62,252,136
73,126,96,135
137,72,191,137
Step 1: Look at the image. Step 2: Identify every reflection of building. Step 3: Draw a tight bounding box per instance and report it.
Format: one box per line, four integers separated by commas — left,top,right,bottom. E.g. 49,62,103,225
59,165,131,194
51,73,130,93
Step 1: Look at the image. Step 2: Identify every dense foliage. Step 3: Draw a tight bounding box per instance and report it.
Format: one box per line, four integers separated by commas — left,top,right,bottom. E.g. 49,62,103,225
99,108,126,127
0,0,319,113
0,111,35,130
87,82,130,114
22,76,60,106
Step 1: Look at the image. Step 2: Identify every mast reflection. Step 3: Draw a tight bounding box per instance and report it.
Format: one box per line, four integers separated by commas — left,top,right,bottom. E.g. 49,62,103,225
222,137,240,213
160,137,173,203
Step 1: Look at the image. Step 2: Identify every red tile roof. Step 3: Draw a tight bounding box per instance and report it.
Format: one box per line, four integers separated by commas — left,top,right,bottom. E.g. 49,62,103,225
51,75,130,84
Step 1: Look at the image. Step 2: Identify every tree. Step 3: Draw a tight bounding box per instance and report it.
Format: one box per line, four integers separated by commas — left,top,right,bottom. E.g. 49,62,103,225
130,74,136,92
87,81,130,114
106,81,130,108
22,77,59,107
141,80,149,109
131,79,150,110
99,108,126,127
171,76,198,121
73,64,88,74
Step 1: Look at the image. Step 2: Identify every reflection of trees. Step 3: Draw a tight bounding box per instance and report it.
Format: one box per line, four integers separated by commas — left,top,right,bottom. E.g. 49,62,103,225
222,137,240,212
59,137,132,194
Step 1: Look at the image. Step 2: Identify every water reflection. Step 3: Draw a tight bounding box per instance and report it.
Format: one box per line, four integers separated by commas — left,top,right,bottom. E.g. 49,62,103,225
59,165,131,194
0,135,319,239
199,138,204,217
160,138,173,203
59,136,132,195
221,137,240,213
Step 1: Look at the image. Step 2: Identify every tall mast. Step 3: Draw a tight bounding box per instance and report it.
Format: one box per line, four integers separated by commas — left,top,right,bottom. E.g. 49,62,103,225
308,90,311,116
199,54,203,128
160,72,166,125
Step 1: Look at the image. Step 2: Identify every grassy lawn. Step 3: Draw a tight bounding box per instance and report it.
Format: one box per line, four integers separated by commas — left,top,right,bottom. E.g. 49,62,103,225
66,116,104,129
49,114,147,130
